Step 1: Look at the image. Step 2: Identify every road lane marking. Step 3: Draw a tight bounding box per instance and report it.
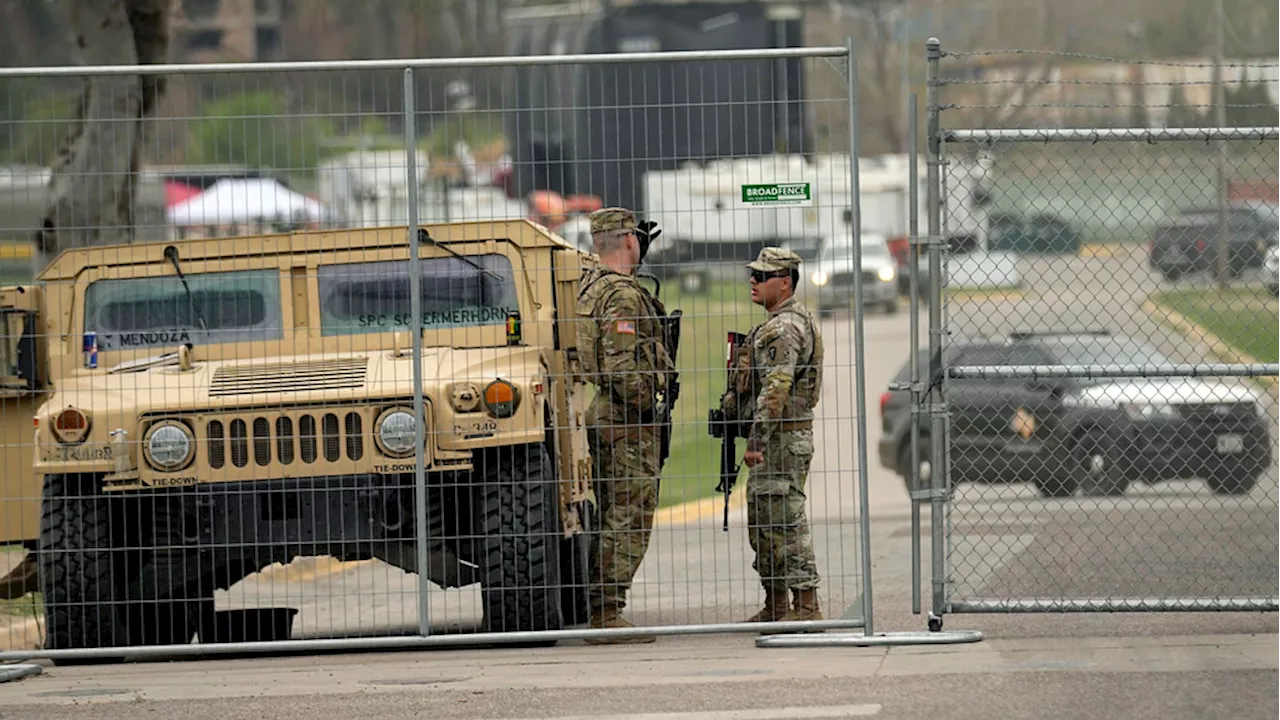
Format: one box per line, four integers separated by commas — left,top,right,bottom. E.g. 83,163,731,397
491,705,882,720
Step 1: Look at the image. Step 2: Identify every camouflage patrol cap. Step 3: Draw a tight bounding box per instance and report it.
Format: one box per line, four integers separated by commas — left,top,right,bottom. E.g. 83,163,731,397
589,207,638,234
746,246,803,273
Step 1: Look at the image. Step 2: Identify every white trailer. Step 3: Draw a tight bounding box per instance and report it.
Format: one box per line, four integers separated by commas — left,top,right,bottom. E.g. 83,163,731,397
641,152,1018,289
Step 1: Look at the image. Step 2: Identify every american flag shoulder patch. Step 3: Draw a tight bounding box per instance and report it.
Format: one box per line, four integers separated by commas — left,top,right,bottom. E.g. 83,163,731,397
615,320,636,335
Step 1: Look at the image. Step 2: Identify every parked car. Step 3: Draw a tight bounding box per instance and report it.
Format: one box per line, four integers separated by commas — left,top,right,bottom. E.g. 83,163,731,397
1150,205,1276,281
988,211,1081,254
805,235,899,316
878,331,1271,498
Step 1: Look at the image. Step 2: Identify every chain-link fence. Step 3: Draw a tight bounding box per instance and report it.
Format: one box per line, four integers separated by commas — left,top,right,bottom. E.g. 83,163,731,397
0,44,898,663
911,38,1279,625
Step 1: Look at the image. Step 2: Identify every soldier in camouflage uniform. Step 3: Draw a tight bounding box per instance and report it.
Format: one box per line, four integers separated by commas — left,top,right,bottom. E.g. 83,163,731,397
726,247,824,624
575,206,674,644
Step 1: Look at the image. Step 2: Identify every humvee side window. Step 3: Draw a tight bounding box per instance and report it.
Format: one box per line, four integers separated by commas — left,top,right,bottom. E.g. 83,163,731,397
317,254,519,336
84,269,284,350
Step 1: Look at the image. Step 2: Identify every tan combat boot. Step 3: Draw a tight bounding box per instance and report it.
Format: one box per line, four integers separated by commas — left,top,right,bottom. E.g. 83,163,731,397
791,588,824,632
584,606,656,645
745,587,792,624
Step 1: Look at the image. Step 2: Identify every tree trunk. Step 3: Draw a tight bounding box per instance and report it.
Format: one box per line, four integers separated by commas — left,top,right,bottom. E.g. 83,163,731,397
35,0,168,260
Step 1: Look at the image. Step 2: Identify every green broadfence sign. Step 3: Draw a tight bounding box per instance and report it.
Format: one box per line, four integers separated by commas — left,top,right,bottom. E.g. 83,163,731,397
740,182,812,206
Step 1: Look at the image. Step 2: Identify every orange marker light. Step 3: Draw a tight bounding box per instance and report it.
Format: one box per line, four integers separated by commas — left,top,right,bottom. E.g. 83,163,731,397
483,380,519,418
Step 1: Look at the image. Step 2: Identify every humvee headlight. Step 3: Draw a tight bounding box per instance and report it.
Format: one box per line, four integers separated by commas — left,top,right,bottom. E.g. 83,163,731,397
483,379,520,419
143,421,195,472
376,408,417,458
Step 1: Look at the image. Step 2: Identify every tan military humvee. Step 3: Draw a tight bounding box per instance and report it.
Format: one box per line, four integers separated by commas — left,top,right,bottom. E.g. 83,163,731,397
0,219,599,658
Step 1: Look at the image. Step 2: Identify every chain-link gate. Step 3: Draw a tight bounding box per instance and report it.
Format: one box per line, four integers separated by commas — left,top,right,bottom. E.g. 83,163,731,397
914,37,1279,628
0,39,907,663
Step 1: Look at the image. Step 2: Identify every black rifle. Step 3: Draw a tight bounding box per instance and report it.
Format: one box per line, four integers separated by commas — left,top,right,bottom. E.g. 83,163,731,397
708,331,747,532
656,308,682,468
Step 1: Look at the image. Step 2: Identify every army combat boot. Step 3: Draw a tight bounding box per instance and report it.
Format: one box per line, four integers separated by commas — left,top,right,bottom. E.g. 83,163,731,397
791,588,824,630
745,587,791,623
584,606,656,645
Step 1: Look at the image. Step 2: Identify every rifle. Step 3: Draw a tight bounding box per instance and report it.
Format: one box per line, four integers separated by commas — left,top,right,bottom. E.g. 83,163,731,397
656,308,682,469
708,331,747,532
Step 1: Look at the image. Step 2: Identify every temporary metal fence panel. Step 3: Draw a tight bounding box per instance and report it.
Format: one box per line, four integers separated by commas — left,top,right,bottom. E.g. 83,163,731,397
917,38,1279,626
0,45,878,663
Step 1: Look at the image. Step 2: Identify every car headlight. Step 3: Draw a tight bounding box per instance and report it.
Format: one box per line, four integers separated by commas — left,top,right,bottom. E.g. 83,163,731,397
375,407,417,457
811,270,829,286
143,421,195,472
877,265,896,282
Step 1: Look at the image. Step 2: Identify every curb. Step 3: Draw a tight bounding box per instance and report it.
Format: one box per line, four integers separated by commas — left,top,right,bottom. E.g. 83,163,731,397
654,486,747,527
1142,298,1278,392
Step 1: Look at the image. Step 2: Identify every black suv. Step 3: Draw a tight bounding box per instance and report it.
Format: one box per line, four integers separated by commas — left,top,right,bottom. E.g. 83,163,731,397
878,332,1272,497
1149,205,1277,281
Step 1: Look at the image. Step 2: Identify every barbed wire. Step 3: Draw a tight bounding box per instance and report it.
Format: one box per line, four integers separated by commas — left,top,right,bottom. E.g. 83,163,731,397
941,48,1280,69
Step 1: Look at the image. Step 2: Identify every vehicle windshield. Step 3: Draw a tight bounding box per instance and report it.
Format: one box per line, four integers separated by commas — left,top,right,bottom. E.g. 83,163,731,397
317,253,519,336
83,269,284,351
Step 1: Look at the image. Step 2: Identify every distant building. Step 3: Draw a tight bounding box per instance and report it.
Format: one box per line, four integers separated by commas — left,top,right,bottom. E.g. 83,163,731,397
170,0,283,62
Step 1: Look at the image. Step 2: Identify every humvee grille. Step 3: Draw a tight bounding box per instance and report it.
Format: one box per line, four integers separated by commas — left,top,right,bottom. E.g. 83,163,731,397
209,357,368,397
207,411,365,469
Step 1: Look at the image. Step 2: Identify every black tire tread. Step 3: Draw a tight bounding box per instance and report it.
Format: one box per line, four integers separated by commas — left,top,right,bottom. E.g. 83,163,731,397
38,474,123,654
479,443,564,634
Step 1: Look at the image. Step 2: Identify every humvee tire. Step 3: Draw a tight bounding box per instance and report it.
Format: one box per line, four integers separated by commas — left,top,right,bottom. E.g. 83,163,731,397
40,474,215,664
38,473,123,663
478,441,564,637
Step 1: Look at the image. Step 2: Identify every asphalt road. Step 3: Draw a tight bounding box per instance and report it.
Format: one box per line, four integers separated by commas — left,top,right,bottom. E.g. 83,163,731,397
2,248,1276,718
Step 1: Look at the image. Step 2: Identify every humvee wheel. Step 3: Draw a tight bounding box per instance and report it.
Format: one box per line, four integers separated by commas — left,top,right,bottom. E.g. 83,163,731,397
39,474,211,664
38,474,126,664
478,442,564,642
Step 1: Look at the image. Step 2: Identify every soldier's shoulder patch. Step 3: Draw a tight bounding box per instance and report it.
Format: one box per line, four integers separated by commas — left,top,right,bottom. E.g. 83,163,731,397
615,320,636,335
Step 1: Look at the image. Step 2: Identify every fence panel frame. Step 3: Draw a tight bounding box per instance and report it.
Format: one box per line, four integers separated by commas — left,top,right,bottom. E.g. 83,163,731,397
919,36,1280,628
0,43,898,664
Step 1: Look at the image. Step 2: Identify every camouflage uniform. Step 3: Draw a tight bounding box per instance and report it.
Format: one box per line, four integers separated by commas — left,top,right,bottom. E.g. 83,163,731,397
575,207,674,643
728,247,824,624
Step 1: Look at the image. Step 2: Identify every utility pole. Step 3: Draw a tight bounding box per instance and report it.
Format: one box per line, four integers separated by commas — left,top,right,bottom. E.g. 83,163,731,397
1213,0,1230,289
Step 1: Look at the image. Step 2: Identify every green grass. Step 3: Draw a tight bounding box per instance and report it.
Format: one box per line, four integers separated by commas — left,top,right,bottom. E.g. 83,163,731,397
1151,288,1279,363
0,592,41,618
653,280,767,508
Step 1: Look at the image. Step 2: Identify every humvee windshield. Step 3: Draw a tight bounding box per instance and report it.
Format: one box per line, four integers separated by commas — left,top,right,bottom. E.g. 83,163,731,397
83,269,284,350
317,254,519,336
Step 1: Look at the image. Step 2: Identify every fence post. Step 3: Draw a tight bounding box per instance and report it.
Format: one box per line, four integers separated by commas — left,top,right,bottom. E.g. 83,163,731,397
923,36,948,633
404,66,431,638
843,35,876,640
907,90,922,616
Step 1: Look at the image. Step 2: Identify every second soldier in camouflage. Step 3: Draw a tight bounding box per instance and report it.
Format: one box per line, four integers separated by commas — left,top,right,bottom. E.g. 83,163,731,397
727,246,825,625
